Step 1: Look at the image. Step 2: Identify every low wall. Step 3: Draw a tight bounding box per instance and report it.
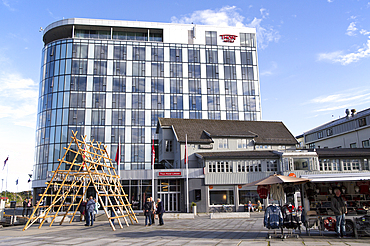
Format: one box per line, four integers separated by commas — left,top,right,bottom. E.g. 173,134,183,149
210,212,250,219
163,213,195,219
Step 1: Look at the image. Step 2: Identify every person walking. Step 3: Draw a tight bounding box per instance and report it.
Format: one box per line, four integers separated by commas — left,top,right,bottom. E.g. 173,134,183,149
143,198,152,226
150,197,156,225
156,198,164,226
85,196,96,226
331,188,347,238
257,200,262,212
22,198,28,217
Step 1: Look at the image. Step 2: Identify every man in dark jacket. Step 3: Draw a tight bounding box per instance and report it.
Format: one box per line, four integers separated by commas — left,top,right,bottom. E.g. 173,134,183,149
331,189,347,238
85,196,96,226
22,199,28,217
156,198,164,226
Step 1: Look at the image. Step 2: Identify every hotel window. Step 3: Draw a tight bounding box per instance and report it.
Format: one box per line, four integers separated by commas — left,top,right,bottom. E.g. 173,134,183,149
132,62,145,77
111,110,125,126
70,76,87,91
93,77,106,92
92,93,106,108
170,79,183,93
205,31,217,46
152,63,164,77
132,46,145,61
113,77,126,92
91,110,105,126
151,47,164,61
70,92,86,108
225,80,237,95
132,77,145,92
113,61,126,76
131,110,145,125
72,60,88,75
113,45,127,60
170,95,183,110
240,33,256,47
359,118,367,127
112,94,125,109
223,51,236,64
94,45,108,59
224,66,236,80
218,139,228,149
131,127,145,144
170,48,182,62
170,63,183,77
189,79,201,94
188,49,200,63
206,49,218,63
151,78,164,93
72,44,88,59
188,64,201,79
240,51,253,65
362,140,370,148
206,65,219,79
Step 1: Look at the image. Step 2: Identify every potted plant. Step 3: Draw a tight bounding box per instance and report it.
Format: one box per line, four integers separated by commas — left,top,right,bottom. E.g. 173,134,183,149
191,202,197,215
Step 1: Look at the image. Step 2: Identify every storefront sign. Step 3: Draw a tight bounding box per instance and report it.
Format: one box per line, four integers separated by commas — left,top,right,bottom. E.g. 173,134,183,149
220,34,238,43
209,185,213,189
158,172,182,176
288,173,296,177
238,185,242,189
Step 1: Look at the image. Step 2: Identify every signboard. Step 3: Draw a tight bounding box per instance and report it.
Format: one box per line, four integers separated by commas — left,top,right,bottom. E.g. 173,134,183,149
220,34,238,43
158,172,182,176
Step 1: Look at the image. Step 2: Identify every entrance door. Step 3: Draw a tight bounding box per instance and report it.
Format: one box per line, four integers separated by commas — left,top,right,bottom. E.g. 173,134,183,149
158,179,181,212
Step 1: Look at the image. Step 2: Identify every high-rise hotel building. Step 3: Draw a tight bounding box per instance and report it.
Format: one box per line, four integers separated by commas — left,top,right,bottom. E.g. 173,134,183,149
34,18,261,207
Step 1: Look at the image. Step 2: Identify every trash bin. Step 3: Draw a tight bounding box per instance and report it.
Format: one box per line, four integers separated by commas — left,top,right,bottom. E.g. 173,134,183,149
10,201,16,208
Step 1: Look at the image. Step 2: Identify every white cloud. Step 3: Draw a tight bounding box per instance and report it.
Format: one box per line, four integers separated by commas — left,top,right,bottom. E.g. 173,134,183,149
307,88,370,113
346,22,357,36
171,6,244,27
317,39,370,65
171,6,280,49
360,29,370,35
0,72,38,127
260,61,277,76
2,0,14,11
327,0,334,2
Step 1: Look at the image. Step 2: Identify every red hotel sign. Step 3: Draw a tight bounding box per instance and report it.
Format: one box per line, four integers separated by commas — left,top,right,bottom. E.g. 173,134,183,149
158,172,182,176
220,34,238,43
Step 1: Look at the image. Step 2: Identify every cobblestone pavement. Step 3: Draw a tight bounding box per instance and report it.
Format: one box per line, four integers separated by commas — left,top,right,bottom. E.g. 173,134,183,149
0,213,369,245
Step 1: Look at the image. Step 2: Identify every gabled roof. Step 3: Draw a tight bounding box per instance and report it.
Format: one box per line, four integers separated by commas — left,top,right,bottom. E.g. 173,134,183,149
196,150,281,160
157,118,298,145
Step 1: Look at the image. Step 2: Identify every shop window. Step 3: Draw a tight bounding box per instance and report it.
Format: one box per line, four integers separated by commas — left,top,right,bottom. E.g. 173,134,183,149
209,190,234,205
239,190,259,205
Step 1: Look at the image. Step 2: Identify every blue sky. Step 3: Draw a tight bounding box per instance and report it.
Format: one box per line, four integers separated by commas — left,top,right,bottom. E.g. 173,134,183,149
1,0,370,191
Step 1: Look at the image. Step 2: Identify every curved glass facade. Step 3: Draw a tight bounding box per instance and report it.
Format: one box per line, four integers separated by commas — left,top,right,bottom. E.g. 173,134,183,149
34,20,261,186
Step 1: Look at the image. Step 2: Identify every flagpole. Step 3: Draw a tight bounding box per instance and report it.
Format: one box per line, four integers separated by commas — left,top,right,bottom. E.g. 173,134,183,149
6,158,8,201
118,136,121,179
152,137,155,198
186,134,189,213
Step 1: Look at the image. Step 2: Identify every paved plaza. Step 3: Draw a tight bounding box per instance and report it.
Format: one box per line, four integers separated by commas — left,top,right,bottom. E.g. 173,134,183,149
0,213,369,245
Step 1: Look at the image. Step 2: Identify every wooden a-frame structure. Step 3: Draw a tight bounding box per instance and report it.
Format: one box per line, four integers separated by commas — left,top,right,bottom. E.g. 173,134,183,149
23,131,138,231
